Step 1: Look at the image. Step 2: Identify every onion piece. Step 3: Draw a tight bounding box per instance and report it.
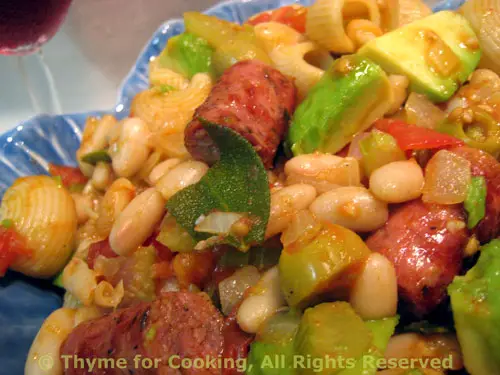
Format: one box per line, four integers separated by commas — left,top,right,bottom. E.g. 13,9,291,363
405,92,446,129
460,0,500,75
348,132,371,159
280,209,321,248
195,212,244,235
219,266,261,315
422,150,472,205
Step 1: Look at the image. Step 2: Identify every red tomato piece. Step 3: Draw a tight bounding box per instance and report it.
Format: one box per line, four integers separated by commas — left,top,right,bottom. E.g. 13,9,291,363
0,226,32,276
49,163,88,187
222,307,254,375
247,5,307,33
375,119,465,151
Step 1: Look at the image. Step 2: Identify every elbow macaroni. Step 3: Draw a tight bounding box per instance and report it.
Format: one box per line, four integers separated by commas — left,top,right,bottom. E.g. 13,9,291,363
62,258,98,306
25,308,76,375
270,41,333,99
306,0,389,53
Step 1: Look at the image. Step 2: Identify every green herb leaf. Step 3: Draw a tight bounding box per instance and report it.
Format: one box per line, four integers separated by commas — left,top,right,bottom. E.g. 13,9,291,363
166,122,270,251
81,150,112,166
1,219,13,228
464,176,487,229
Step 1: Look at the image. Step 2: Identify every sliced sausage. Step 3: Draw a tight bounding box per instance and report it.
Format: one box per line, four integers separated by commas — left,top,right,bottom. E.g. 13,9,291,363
185,60,297,168
449,146,500,243
61,292,224,375
366,200,467,317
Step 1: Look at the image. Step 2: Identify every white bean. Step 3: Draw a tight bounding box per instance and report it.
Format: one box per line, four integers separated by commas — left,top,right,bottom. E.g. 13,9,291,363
385,333,463,371
109,188,166,256
148,158,182,185
156,160,209,200
369,160,424,203
266,184,317,238
349,253,398,320
310,186,388,232
110,117,152,178
91,162,113,191
237,266,286,333
95,178,136,238
284,153,361,193
25,308,76,375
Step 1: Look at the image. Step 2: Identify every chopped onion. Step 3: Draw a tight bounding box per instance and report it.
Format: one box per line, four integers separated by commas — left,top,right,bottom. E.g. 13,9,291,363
219,266,261,315
460,0,500,75
195,212,244,235
405,92,446,129
280,209,321,248
422,150,472,205
348,132,371,160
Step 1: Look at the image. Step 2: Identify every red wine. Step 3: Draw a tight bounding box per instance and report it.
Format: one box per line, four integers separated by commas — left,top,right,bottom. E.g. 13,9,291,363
0,0,72,55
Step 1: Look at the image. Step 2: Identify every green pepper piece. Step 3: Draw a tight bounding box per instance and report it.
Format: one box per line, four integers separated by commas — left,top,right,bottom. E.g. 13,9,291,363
464,176,487,229
359,130,406,176
166,122,270,251
437,108,500,158
80,150,111,165
279,223,371,307
294,302,372,375
158,33,215,79
184,12,271,75
286,55,392,156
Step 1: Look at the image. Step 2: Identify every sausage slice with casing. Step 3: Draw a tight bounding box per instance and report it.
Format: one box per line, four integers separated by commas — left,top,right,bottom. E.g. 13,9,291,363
184,60,297,168
60,292,224,375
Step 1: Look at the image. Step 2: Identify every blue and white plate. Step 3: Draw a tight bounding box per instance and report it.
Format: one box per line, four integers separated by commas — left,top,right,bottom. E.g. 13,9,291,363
0,0,465,373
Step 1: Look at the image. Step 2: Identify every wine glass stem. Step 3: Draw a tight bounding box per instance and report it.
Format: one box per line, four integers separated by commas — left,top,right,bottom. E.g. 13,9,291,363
17,49,63,115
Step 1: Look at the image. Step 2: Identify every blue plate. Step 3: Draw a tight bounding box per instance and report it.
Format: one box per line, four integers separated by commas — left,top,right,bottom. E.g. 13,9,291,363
0,0,465,373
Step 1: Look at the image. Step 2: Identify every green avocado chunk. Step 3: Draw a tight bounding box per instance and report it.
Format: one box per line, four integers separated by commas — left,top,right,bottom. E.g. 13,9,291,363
247,309,302,375
448,239,500,375
339,316,399,375
358,11,481,102
279,223,371,307
158,32,215,79
287,55,392,156
294,302,372,375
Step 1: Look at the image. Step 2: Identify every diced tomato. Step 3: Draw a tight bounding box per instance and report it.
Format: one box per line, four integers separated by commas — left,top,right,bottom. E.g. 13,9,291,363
172,251,216,288
247,5,307,33
152,261,173,279
0,226,32,276
222,307,254,375
87,239,118,269
374,119,465,151
49,163,88,187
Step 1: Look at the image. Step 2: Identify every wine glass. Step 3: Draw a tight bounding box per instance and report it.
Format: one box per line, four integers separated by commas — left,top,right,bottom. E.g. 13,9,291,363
0,0,73,115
